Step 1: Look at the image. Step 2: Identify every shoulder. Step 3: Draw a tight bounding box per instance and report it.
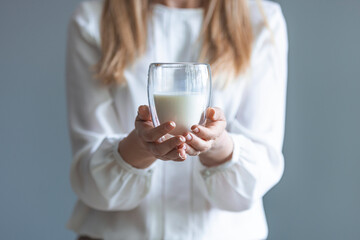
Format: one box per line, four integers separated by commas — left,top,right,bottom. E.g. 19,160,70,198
248,0,286,32
248,0,287,45
69,0,103,47
248,1,288,59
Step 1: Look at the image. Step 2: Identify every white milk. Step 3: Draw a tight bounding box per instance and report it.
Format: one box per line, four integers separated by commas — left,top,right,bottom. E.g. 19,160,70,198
154,92,207,135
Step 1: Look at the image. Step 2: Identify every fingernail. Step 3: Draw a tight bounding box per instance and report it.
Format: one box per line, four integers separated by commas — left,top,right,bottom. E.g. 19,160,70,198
211,108,216,119
179,152,186,159
179,136,186,142
158,136,165,143
193,127,199,133
167,122,176,130
185,133,192,141
139,105,146,112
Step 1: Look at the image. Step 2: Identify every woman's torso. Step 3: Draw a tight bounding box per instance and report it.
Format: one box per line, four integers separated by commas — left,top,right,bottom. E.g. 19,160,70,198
67,1,282,239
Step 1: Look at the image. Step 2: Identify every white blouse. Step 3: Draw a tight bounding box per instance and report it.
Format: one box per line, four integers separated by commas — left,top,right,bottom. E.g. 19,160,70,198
66,0,288,239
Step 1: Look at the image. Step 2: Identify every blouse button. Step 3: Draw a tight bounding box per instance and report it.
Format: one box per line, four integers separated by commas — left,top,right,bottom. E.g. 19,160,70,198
203,170,211,177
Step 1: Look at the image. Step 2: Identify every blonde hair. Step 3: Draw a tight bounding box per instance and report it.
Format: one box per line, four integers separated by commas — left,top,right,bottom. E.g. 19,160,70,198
96,0,255,86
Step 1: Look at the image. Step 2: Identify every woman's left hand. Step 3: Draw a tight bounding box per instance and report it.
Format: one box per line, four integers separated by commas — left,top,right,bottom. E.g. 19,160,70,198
183,107,234,167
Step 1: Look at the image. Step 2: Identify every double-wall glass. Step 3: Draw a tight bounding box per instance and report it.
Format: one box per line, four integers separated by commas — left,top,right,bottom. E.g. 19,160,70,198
148,63,212,135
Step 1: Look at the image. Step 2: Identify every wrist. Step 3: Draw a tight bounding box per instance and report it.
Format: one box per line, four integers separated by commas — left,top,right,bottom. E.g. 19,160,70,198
199,131,233,167
118,130,156,169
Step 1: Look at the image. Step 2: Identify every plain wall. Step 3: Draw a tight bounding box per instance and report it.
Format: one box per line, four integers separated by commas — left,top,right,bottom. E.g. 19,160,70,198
0,0,80,239
265,1,360,239
0,0,359,239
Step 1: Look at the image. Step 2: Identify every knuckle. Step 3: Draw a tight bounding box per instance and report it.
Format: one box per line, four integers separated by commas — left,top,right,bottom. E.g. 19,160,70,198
142,132,152,142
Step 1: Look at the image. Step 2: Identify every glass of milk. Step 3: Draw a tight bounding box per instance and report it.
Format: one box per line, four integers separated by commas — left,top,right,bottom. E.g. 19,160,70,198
148,63,212,136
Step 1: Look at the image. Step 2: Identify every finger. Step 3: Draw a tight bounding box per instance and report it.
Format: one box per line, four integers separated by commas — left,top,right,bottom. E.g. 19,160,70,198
145,121,176,142
137,121,176,142
136,105,151,121
135,105,154,134
185,133,212,152
189,107,226,140
206,107,226,123
149,135,186,156
184,143,200,156
190,122,226,141
159,146,187,161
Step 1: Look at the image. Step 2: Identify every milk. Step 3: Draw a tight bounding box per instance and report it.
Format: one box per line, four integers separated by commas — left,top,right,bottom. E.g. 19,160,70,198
154,92,207,135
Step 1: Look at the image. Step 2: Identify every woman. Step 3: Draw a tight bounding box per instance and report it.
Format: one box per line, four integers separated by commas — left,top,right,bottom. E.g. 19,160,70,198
66,0,288,239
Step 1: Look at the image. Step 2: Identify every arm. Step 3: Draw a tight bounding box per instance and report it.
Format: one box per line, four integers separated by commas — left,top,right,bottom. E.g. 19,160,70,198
67,4,187,211
189,5,288,211
66,5,154,211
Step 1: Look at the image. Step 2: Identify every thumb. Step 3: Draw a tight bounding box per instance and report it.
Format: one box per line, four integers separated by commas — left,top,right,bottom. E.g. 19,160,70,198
137,105,152,121
206,107,225,122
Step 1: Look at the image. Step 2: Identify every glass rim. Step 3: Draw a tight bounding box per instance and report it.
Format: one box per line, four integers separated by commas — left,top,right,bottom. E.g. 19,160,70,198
149,62,210,68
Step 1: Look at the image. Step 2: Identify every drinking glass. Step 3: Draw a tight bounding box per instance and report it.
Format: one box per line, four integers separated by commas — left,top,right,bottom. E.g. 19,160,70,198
147,62,212,136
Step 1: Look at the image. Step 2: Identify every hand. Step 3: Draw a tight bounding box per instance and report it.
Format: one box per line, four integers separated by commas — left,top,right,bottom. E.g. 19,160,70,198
118,105,188,169
135,105,188,161
183,107,234,167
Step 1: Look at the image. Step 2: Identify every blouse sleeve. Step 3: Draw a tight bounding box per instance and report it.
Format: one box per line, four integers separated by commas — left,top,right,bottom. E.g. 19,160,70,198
194,4,288,211
66,3,154,211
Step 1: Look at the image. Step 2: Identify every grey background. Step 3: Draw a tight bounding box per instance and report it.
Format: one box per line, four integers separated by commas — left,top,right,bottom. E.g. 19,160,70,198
265,1,360,239
0,0,359,239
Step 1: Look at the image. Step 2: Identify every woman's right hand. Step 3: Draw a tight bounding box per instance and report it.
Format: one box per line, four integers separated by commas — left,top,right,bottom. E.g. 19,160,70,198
118,105,187,169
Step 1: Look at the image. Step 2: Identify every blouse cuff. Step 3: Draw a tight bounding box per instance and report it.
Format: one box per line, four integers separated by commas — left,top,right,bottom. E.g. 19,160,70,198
112,138,155,176
196,133,242,179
